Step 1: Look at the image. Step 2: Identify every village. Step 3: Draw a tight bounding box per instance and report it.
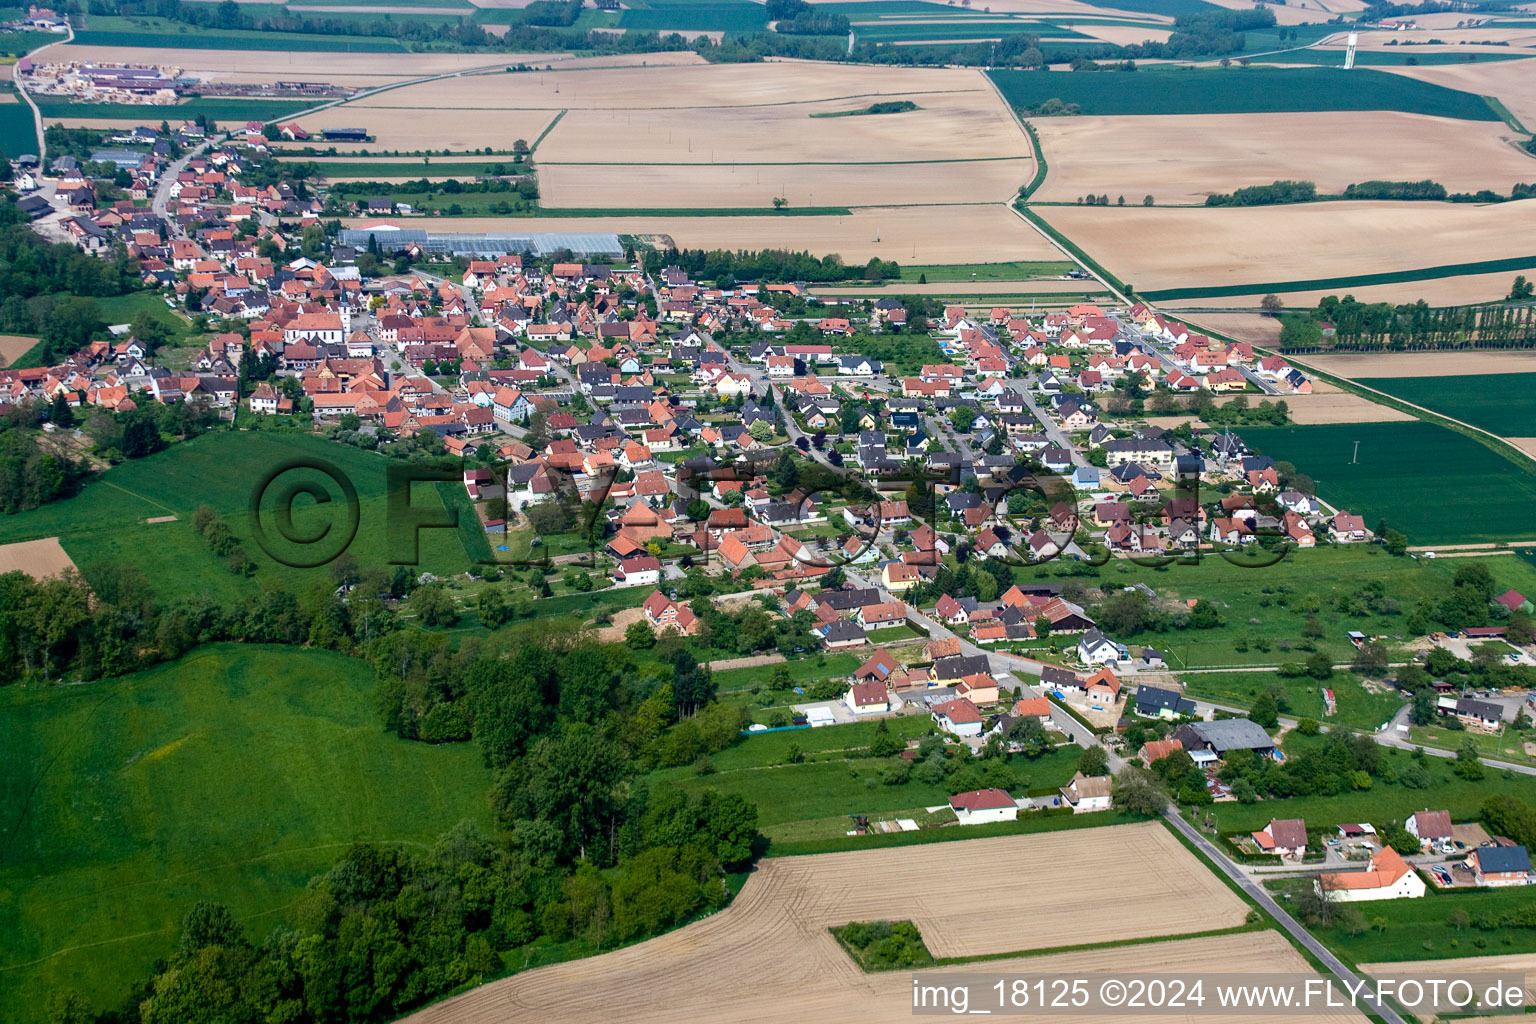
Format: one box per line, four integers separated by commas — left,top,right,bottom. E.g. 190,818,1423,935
3,104,1536,1024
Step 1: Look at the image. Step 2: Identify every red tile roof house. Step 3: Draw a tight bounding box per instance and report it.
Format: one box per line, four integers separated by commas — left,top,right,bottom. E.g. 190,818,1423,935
948,788,1019,826
1253,818,1308,859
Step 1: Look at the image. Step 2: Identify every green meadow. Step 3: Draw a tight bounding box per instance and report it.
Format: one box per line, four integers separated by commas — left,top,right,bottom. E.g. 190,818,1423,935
0,644,493,1020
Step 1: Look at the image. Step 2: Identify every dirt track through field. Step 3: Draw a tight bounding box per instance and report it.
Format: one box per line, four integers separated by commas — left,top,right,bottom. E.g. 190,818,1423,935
399,822,1297,1024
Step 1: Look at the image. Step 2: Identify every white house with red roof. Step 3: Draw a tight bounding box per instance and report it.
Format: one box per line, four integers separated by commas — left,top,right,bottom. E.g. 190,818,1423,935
948,788,1019,825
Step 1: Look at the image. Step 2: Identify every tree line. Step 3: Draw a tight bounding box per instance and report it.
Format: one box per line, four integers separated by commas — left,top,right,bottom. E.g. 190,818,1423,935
641,246,900,285
1279,296,1536,352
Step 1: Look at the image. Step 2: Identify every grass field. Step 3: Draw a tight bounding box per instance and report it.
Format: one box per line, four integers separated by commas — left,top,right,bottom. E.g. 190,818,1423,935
618,1,766,31
304,158,525,177
1236,422,1536,544
1273,880,1536,961
0,644,493,1021
896,260,1074,282
33,96,316,122
1179,670,1404,732
0,431,483,605
1210,737,1536,835
1355,374,1536,439
71,17,410,51
646,716,1083,841
0,96,35,161
1012,545,1536,671
855,20,1091,43
987,66,1501,120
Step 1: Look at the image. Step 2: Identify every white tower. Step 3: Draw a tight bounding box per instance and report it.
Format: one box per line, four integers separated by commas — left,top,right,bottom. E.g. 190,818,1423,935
1344,32,1359,69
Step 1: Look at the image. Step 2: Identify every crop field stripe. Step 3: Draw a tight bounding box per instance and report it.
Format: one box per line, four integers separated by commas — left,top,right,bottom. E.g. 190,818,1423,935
1355,373,1536,438
1140,253,1536,301
987,66,1501,121
68,29,408,51
1236,421,1536,544
529,108,566,155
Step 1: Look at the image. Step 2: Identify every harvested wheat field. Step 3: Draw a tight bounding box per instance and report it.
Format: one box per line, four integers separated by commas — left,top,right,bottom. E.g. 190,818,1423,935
294,105,560,153
1363,954,1536,1003
401,823,1321,1024
0,538,79,582
0,334,38,366
1509,438,1536,458
1164,268,1532,310
1298,349,1536,378
1043,201,1536,296
1030,112,1536,203
1384,57,1536,131
1280,393,1415,424
352,203,1060,263
541,158,1030,208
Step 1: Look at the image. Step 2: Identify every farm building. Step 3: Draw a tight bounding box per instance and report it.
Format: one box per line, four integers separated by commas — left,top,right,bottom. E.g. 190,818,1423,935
1316,847,1425,903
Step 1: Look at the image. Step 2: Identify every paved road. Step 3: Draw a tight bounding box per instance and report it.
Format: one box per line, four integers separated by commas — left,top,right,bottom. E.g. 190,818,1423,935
1004,375,1088,468
1163,809,1408,1024
152,133,227,238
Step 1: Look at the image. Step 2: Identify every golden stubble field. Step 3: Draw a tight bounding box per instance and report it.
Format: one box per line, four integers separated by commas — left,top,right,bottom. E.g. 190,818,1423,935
1042,201,1536,297
1029,112,1536,203
401,823,1348,1024
1162,269,1532,310
347,203,1061,263
304,61,1033,209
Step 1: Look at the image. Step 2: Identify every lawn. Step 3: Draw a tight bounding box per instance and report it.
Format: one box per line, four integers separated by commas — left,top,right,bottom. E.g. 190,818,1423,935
1012,545,1536,670
1180,669,1404,732
0,643,493,1022
986,66,1500,121
648,720,1084,840
1356,374,1536,439
1408,722,1536,767
0,430,483,605
1236,422,1536,545
1206,738,1536,834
